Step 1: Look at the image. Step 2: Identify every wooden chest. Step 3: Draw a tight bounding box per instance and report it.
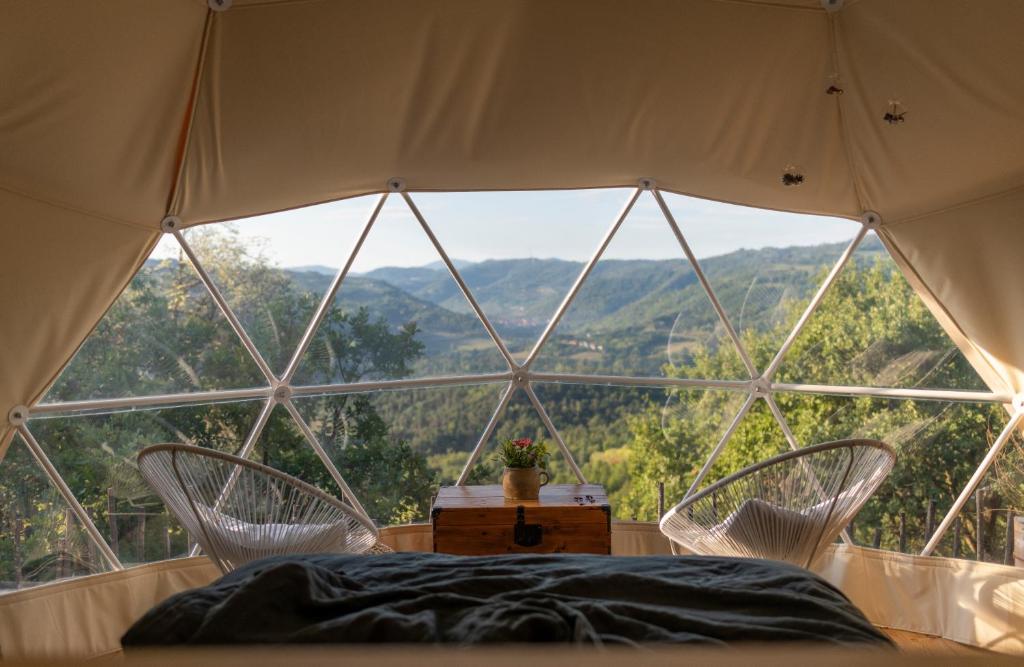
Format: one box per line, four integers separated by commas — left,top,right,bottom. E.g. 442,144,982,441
431,484,611,555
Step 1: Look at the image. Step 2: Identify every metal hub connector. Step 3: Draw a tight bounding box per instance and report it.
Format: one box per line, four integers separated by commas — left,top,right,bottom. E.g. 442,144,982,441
8,404,28,427
273,385,292,401
1013,393,1024,414
160,215,182,233
512,371,529,387
387,177,406,193
638,177,656,191
861,210,882,230
751,377,772,396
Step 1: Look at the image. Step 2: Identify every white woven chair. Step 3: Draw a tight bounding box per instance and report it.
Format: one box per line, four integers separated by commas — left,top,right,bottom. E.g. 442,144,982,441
138,443,381,573
659,439,895,569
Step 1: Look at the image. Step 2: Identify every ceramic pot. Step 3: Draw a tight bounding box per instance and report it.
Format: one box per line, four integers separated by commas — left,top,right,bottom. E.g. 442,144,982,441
502,466,549,500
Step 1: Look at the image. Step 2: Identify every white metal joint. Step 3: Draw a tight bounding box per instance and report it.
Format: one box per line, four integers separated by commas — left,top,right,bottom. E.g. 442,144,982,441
638,177,656,191
387,177,406,193
160,215,182,233
512,371,529,387
8,404,28,427
273,385,292,401
821,0,844,12
752,377,771,396
860,210,882,230
208,0,231,11
1012,393,1024,414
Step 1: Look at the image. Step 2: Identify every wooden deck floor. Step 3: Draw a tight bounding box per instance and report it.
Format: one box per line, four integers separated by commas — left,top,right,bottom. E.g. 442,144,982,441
883,628,990,656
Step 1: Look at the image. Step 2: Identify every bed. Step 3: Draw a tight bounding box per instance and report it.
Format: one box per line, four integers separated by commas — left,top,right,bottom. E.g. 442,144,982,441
121,552,891,647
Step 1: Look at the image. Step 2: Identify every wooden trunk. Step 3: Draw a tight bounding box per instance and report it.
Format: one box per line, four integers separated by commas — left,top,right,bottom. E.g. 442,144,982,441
431,484,611,556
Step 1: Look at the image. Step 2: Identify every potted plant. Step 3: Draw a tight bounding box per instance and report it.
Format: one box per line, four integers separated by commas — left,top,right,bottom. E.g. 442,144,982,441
495,438,550,500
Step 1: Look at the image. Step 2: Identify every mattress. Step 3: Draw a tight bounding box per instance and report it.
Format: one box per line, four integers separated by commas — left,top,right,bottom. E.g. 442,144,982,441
121,552,891,647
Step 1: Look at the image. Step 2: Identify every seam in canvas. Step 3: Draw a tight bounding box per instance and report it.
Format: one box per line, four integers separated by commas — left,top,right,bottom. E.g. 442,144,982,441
827,13,869,213
0,183,155,232
167,9,215,217
886,182,1024,228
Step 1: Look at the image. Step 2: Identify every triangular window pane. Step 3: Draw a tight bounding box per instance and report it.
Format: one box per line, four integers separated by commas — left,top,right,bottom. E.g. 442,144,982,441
777,232,987,390
292,196,509,386
695,397,790,489
180,197,378,376
536,381,737,522
24,401,268,566
776,391,1003,557
485,388,555,481
561,384,747,521
532,383,659,488
292,382,507,521
414,189,632,363
989,425,1024,564
44,235,267,403
661,191,861,371
532,191,746,379
0,436,113,590
246,402,350,496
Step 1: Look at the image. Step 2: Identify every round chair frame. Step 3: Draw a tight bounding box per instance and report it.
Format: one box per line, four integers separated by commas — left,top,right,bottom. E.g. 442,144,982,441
138,443,379,573
659,439,896,569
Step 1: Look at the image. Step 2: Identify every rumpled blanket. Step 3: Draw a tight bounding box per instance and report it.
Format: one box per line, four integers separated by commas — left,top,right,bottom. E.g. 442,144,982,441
122,552,890,647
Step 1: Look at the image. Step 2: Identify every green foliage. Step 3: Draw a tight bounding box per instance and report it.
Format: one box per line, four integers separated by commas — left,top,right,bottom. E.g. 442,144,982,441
0,230,438,586
994,438,1024,511
621,255,1014,557
493,438,550,470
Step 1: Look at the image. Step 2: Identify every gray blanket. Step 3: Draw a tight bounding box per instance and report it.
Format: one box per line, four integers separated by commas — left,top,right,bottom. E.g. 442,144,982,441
122,552,890,647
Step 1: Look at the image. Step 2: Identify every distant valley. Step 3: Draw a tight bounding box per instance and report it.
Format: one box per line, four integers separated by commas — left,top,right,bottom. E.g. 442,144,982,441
146,236,885,376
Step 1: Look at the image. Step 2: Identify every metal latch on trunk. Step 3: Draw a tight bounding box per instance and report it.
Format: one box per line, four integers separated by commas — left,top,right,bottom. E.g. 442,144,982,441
514,506,543,547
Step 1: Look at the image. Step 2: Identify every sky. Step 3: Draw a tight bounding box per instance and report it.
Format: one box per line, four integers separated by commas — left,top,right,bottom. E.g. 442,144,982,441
153,189,861,271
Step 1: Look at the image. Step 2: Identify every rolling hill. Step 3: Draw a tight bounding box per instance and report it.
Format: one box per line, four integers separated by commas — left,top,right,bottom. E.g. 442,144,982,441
145,236,885,376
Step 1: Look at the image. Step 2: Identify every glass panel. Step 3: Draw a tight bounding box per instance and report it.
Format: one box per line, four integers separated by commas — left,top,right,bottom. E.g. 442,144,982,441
776,391,1005,558
478,388,554,484
532,191,746,379
661,192,861,368
179,196,379,375
699,397,791,484
43,235,267,402
414,189,633,363
531,383,662,519
26,401,266,567
540,384,750,522
0,436,112,591
292,383,508,525
249,402,348,498
992,427,1024,565
293,196,509,385
777,232,987,390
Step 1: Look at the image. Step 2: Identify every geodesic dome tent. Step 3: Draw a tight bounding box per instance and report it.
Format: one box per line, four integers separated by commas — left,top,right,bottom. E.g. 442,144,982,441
2,0,1024,659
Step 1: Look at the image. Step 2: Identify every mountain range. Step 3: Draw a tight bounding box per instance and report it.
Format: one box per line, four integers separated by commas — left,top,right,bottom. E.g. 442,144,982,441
147,237,885,374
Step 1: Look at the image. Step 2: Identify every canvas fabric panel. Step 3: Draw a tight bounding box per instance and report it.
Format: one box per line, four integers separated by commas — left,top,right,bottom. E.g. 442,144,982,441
0,190,157,456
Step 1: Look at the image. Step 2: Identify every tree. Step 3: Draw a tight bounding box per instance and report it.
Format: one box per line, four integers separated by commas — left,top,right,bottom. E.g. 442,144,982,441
622,257,1011,557
0,228,434,585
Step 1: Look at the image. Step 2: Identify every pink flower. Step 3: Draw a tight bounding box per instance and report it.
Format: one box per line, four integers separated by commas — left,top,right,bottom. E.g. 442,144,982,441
513,438,533,448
